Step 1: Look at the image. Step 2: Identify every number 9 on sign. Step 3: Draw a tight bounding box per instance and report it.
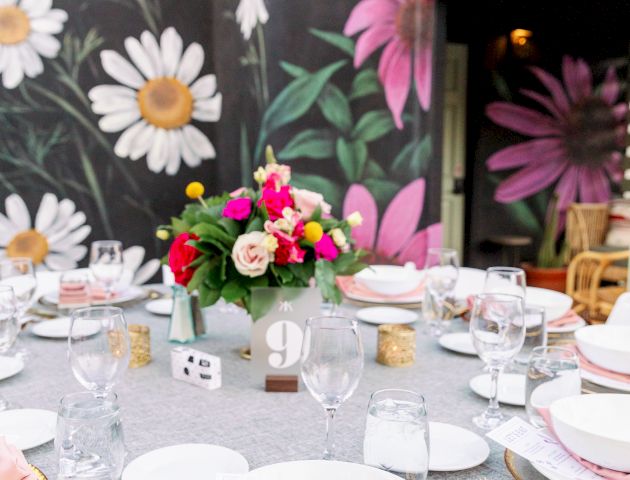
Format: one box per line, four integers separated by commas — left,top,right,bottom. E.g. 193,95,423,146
266,321,303,369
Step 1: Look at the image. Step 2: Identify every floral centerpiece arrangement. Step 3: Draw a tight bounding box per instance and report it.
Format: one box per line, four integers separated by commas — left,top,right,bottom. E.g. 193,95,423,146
158,147,366,315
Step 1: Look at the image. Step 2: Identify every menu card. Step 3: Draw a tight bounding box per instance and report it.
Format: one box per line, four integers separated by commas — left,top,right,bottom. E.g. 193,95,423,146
487,417,602,479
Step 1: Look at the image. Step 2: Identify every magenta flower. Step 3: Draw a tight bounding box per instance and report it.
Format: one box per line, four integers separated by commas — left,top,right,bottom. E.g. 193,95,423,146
315,233,339,261
344,0,434,129
343,178,441,268
223,197,253,221
486,56,627,214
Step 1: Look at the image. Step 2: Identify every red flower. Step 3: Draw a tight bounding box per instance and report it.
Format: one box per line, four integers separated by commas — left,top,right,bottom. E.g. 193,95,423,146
168,232,201,287
293,221,305,239
274,235,306,266
258,185,294,221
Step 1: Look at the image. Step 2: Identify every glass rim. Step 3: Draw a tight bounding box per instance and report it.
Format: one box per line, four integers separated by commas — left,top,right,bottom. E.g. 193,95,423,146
306,314,357,330
473,292,524,303
530,345,578,358
71,306,124,318
486,266,525,274
91,240,123,247
524,306,545,315
59,391,119,412
369,388,426,404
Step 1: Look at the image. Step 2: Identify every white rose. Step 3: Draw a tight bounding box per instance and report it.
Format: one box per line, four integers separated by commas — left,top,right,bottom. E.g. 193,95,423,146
293,188,332,221
330,228,347,247
231,232,271,278
346,211,363,227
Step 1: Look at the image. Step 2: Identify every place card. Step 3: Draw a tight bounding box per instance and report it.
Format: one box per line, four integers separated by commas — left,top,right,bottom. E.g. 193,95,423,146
171,347,221,390
250,287,322,385
487,417,601,480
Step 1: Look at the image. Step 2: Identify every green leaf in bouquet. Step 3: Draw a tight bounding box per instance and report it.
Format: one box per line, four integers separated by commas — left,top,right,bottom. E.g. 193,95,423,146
245,216,263,233
309,28,355,56
291,173,342,209
217,217,241,238
187,240,217,255
277,129,335,161
315,259,342,304
191,223,236,249
318,84,353,134
352,110,395,143
310,204,323,222
207,256,227,289
337,138,368,183
333,252,367,276
270,264,294,284
199,283,221,308
186,259,213,293
171,217,190,236
221,281,248,303
287,262,315,286
349,68,381,100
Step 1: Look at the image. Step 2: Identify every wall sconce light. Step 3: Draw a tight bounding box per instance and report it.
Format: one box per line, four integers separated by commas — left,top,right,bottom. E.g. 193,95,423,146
510,28,533,46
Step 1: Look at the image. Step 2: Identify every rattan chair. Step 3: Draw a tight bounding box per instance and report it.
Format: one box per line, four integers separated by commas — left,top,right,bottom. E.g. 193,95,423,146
565,203,609,259
566,250,629,323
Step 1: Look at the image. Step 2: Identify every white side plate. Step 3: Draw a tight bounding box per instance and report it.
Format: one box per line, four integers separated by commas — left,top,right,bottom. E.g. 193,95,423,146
547,318,586,334
356,307,418,325
581,369,630,393
145,298,173,316
429,422,489,471
469,373,526,406
31,317,101,339
438,333,476,355
0,409,56,450
0,356,24,381
250,460,401,479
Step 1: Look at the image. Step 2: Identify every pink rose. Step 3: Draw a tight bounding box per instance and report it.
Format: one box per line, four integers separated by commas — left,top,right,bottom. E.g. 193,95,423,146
231,232,271,278
223,197,252,221
315,233,339,261
258,185,294,221
293,188,332,221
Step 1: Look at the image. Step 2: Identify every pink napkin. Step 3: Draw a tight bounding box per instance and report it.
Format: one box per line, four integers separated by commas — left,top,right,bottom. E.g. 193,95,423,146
0,437,37,480
567,344,630,384
89,286,119,301
539,408,630,479
549,310,583,328
336,276,424,302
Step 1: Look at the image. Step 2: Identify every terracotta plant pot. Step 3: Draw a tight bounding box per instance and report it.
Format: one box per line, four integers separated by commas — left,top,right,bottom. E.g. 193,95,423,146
521,263,567,293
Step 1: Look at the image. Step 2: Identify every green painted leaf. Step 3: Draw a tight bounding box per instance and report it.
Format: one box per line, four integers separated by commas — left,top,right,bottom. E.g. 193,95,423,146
349,68,381,100
352,110,395,142
364,159,387,179
391,136,432,178
291,173,342,209
309,28,355,56
277,129,335,161
337,138,368,183
318,84,353,133
240,122,252,187
280,61,308,77
487,174,542,234
315,259,342,304
363,178,401,206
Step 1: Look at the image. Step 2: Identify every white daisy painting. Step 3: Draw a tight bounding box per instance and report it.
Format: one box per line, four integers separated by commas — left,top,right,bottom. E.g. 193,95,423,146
0,0,68,89
236,0,269,40
89,27,222,175
0,193,91,271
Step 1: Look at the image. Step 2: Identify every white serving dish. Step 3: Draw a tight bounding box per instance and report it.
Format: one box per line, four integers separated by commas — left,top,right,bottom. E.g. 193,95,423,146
550,394,630,472
354,265,423,296
575,325,630,374
525,287,573,322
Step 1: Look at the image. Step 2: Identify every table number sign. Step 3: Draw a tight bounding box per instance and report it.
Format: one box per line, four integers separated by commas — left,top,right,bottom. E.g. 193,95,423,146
171,347,221,390
251,287,322,385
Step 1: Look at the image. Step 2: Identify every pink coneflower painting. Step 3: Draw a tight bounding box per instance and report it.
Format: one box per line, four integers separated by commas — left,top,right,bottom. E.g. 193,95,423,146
486,56,628,215
343,178,442,268
344,0,435,129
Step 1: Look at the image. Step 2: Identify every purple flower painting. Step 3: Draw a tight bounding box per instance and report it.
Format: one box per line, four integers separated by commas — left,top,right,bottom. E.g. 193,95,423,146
486,56,628,215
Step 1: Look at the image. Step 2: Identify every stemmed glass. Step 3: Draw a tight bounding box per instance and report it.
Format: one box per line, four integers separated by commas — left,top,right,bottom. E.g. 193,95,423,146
423,248,459,336
300,315,364,460
470,293,525,430
89,241,124,303
68,307,130,397
483,267,526,298
0,286,19,410
0,257,37,358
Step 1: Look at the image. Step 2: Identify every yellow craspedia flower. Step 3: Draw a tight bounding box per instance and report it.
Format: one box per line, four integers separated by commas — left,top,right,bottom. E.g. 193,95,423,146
185,181,205,199
304,221,324,243
156,229,170,241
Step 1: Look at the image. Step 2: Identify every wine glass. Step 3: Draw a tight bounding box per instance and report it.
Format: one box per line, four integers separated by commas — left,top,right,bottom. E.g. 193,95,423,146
89,241,124,303
0,257,36,359
469,293,525,430
483,267,526,298
423,248,459,336
300,315,364,460
0,286,19,410
68,307,130,397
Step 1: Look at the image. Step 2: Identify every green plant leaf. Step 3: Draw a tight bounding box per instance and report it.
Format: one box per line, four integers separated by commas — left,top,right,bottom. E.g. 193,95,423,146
352,110,395,142
217,217,241,238
315,259,342,304
199,283,220,308
277,129,335,161
245,216,263,233
171,217,190,236
363,178,400,206
221,280,248,303
349,68,381,100
287,262,315,286
309,28,355,56
337,138,368,183
318,84,353,134
190,223,236,249
291,173,342,209
186,259,213,293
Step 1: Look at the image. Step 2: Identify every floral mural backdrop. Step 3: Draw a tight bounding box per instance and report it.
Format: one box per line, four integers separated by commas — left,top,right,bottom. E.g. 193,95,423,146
0,0,444,273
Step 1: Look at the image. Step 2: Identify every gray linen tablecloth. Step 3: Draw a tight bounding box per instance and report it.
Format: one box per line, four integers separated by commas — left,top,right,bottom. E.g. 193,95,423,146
7,299,523,479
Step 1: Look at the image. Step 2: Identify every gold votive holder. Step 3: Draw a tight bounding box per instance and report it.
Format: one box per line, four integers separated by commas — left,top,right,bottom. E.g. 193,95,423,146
377,324,416,367
128,324,151,368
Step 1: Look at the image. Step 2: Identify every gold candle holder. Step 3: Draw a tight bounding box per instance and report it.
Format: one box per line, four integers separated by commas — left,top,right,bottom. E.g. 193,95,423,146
377,324,416,367
128,324,151,368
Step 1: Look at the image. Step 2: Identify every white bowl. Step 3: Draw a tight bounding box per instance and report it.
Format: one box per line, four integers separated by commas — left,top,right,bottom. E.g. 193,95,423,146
575,325,630,374
550,394,630,472
525,287,573,322
354,265,422,296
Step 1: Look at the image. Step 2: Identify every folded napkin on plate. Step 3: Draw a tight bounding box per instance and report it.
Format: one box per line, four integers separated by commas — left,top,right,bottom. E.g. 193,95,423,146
336,276,424,302
0,436,37,480
567,344,630,384
539,408,630,479
89,286,120,301
548,310,583,328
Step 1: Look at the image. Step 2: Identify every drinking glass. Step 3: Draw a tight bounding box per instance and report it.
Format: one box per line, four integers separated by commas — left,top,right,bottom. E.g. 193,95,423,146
470,293,525,429
514,307,547,367
0,286,18,411
56,391,125,479
364,389,429,479
483,267,527,298
526,346,580,428
423,248,459,336
59,270,92,312
89,241,124,302
0,257,36,358
300,315,364,460
69,307,130,397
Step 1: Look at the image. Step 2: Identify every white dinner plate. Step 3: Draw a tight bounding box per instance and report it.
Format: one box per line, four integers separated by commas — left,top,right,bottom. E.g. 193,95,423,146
356,307,418,325
0,409,56,450
0,356,24,381
43,285,145,306
581,369,630,393
525,287,573,324
547,317,586,334
469,373,526,406
250,460,400,479
344,288,424,305
31,317,101,339
122,444,248,480
438,332,476,355
145,298,173,316
429,422,489,471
